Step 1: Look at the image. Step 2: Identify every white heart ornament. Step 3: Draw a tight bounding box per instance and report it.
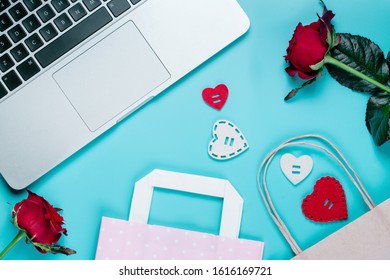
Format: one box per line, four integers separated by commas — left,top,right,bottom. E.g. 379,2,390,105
280,153,313,185
208,120,249,160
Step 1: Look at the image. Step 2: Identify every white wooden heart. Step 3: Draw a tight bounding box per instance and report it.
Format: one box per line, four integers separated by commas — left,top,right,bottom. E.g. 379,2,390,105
280,153,313,185
208,120,249,160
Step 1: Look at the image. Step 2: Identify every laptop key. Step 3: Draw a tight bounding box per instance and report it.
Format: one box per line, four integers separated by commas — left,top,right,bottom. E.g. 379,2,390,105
0,53,15,72
22,14,41,33
17,57,40,81
8,25,27,43
9,3,28,21
10,43,29,62
107,0,131,17
23,0,43,11
2,70,22,91
0,0,11,13
0,82,7,99
54,13,72,31
35,7,112,68
0,13,13,32
130,0,141,4
0,35,12,53
68,3,87,22
83,0,101,11
25,33,44,51
39,23,58,41
51,0,70,12
37,4,56,22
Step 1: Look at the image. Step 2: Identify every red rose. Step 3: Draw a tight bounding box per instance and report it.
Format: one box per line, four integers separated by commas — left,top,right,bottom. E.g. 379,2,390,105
285,9,336,79
12,190,68,253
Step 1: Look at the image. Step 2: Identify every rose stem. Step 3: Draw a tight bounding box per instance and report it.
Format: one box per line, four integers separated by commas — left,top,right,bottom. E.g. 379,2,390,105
0,231,26,260
324,55,390,94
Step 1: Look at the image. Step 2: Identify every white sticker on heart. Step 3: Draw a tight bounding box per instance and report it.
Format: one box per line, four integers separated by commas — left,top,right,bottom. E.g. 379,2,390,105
208,120,249,160
280,153,313,185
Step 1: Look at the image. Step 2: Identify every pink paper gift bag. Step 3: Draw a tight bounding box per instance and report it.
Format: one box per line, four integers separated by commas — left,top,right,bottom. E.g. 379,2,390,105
95,169,264,260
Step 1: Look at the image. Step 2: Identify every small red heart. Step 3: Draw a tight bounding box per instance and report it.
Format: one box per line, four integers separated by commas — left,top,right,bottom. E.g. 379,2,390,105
302,176,348,223
202,84,229,110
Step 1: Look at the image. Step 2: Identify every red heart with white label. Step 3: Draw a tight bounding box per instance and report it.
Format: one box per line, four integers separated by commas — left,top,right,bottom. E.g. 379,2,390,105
202,84,229,110
302,176,348,223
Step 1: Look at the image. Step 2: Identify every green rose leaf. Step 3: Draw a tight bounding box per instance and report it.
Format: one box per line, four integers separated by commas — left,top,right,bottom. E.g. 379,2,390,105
326,33,389,93
387,52,390,76
366,92,390,146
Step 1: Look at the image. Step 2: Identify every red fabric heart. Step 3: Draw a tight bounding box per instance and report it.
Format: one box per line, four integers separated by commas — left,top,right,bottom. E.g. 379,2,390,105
202,84,229,110
302,176,348,223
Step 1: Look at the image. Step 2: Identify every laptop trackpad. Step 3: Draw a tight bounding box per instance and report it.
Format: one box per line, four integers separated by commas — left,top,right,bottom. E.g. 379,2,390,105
53,21,170,132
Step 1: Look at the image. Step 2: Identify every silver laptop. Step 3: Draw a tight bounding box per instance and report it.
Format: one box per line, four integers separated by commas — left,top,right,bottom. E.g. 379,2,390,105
0,0,249,190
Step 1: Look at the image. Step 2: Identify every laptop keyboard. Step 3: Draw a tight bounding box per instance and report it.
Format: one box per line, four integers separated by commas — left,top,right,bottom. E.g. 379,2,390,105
0,0,143,100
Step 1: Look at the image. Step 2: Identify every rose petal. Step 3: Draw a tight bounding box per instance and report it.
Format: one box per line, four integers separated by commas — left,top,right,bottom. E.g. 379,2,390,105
285,23,302,60
297,71,317,80
285,66,299,77
307,21,321,32
286,66,317,80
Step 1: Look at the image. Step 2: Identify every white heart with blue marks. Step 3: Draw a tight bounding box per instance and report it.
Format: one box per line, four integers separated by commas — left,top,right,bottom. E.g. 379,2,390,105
208,120,249,160
280,153,313,185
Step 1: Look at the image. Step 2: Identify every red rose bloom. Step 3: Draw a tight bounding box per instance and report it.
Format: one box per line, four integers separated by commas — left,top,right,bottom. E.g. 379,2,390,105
12,190,68,253
285,9,336,79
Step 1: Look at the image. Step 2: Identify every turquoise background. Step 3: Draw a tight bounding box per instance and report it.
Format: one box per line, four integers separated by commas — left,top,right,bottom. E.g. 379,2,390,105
1,0,390,260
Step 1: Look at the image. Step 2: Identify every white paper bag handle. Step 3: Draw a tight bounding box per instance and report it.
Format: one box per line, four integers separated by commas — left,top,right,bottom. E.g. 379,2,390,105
257,134,376,255
129,169,243,238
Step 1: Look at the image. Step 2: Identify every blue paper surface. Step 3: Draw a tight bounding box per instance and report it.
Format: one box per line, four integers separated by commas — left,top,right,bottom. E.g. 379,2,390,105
1,0,390,260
